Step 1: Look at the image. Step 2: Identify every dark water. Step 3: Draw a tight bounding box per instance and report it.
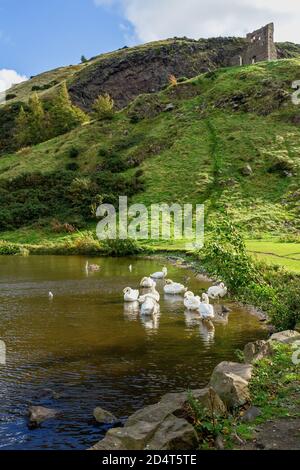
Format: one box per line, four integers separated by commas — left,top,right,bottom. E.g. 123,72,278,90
0,255,266,450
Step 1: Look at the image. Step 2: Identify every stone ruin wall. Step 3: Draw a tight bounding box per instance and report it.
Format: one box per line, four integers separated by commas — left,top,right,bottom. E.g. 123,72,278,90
231,23,278,66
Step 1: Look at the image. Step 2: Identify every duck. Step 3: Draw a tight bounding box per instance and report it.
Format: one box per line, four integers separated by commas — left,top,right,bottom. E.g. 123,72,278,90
48,292,54,300
140,277,156,289
139,286,160,303
123,287,139,302
164,279,187,295
150,267,168,279
140,296,160,316
184,291,201,311
86,261,101,273
199,293,215,319
207,283,227,300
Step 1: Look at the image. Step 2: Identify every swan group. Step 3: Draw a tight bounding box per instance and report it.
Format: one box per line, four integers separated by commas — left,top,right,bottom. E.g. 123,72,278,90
121,264,228,333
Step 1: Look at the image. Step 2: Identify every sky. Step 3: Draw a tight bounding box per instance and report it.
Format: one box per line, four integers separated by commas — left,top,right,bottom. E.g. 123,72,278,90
1,0,300,91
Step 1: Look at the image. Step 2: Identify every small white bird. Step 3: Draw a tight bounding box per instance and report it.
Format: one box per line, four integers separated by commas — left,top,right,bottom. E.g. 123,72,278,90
129,265,133,272
184,291,201,311
139,286,160,303
86,261,100,273
140,296,160,316
199,293,215,319
150,267,168,279
49,292,54,300
164,279,187,295
140,277,156,288
123,287,139,302
207,283,227,300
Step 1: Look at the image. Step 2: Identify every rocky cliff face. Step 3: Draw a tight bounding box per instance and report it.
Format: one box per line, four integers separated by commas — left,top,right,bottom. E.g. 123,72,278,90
68,37,247,111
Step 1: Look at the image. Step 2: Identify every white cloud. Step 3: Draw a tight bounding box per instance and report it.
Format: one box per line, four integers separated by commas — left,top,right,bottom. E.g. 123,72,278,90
94,0,300,43
0,69,27,93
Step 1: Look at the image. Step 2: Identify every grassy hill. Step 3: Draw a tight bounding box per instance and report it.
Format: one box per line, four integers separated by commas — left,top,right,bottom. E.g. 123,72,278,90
1,57,300,271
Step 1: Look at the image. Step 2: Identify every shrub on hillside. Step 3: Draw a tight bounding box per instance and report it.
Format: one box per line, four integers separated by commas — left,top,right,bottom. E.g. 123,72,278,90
69,146,80,158
92,93,115,120
66,162,79,172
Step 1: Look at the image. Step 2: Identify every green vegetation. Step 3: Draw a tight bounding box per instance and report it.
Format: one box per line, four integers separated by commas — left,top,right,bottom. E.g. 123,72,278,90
2,57,300,329
15,83,88,148
186,342,300,449
197,218,300,330
92,93,115,120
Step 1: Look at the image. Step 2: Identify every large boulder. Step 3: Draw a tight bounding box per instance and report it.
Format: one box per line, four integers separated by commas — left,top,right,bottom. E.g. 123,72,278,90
90,415,198,451
28,406,60,429
270,330,300,344
209,362,253,409
244,340,273,363
90,387,225,450
93,407,118,425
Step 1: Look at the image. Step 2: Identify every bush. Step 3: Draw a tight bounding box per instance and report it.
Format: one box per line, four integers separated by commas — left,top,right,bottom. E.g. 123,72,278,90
92,93,115,120
101,238,143,257
66,162,79,172
268,156,295,175
0,241,20,255
69,147,80,159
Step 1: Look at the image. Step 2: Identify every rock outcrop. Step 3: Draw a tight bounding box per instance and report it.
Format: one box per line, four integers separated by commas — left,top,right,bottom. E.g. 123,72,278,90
244,340,273,363
270,330,300,344
93,407,118,425
209,362,253,408
90,387,225,451
28,406,60,429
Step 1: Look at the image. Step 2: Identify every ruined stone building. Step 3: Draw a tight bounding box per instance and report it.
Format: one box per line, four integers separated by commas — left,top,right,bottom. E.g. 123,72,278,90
231,23,278,66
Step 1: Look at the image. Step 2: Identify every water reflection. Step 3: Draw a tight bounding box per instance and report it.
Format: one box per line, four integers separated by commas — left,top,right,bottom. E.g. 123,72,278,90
0,255,267,450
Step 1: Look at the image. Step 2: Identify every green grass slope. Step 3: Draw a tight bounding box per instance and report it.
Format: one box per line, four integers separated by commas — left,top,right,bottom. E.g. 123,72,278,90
1,58,300,265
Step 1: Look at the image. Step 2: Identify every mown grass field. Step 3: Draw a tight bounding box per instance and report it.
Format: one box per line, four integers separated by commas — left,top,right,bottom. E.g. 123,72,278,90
246,239,300,273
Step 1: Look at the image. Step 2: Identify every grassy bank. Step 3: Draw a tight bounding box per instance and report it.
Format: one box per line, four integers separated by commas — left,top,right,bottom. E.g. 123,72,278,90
187,342,300,450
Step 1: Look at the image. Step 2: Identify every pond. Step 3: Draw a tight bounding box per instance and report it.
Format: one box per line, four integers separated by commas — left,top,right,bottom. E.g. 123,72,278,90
0,255,267,450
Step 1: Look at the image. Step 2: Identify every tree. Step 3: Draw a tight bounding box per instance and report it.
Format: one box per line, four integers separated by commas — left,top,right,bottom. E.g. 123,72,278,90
48,82,88,135
27,93,46,144
15,105,30,147
81,55,88,63
92,93,115,120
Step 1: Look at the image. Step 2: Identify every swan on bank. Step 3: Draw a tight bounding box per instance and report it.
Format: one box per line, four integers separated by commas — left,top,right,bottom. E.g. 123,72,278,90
207,283,227,300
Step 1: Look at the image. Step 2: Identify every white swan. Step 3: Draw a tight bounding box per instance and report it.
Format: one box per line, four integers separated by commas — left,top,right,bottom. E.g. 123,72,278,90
49,292,54,300
86,261,101,273
164,279,187,295
140,277,156,288
184,291,201,311
207,283,227,300
123,287,139,302
139,286,160,303
199,293,215,319
150,267,168,279
140,296,160,316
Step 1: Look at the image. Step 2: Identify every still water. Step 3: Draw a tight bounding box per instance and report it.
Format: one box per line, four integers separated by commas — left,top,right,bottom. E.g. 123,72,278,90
0,255,266,450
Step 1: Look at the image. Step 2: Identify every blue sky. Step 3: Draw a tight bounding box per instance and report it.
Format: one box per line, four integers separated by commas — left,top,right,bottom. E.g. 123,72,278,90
0,0,133,77
1,0,300,91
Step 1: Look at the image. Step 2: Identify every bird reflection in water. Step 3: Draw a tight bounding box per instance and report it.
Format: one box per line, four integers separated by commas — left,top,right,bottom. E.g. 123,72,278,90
184,311,215,346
